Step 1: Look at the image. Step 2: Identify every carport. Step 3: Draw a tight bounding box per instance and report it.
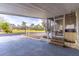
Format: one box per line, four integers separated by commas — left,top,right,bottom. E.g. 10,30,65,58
0,3,79,55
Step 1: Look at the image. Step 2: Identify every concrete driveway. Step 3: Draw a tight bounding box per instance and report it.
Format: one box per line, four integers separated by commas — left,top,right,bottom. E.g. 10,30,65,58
0,35,79,56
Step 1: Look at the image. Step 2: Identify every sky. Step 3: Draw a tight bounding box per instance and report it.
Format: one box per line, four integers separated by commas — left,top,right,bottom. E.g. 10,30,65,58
0,14,43,26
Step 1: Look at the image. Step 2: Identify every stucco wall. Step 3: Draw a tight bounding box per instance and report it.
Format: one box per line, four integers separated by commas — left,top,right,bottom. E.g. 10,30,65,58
64,12,77,48
75,9,79,49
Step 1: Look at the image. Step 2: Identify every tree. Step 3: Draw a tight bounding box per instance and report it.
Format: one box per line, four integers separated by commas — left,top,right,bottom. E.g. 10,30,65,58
41,21,45,30
0,22,11,33
0,18,11,33
31,24,34,27
30,23,34,30
21,21,26,32
1,22,11,33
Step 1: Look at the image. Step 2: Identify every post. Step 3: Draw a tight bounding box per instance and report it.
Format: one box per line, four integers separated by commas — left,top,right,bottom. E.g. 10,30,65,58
53,17,56,38
63,15,65,37
63,14,65,47
46,19,49,39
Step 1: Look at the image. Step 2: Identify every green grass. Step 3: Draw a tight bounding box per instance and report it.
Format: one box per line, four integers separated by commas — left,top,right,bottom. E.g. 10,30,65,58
12,29,45,33
0,32,5,34
0,29,45,34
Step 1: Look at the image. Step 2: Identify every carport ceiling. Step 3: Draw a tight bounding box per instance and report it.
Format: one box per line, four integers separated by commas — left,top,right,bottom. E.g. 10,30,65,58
0,3,79,18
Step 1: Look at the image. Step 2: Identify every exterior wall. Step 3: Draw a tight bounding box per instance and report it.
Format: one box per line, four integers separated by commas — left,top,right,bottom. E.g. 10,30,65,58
64,12,77,48
75,9,79,49
64,32,77,48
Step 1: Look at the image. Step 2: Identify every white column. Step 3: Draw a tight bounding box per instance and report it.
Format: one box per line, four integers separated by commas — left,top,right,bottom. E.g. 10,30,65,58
46,19,49,39
63,15,65,37
53,17,56,37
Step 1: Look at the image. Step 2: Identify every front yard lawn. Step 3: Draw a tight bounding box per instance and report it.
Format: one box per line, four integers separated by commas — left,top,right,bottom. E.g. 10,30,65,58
0,29,45,34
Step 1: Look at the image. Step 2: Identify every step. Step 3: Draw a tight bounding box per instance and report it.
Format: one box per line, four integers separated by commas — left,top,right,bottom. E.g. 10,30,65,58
51,39,64,43
49,40,64,46
49,39,64,46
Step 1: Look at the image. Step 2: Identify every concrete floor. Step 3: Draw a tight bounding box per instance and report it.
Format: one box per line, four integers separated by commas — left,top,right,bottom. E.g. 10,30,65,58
0,35,79,56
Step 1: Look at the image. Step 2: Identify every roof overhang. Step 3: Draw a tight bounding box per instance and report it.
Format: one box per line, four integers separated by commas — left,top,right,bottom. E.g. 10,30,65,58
0,3,79,18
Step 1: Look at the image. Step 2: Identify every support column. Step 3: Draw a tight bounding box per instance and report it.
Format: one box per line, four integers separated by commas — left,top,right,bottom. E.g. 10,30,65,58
46,19,49,39
53,17,56,37
63,15,65,37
